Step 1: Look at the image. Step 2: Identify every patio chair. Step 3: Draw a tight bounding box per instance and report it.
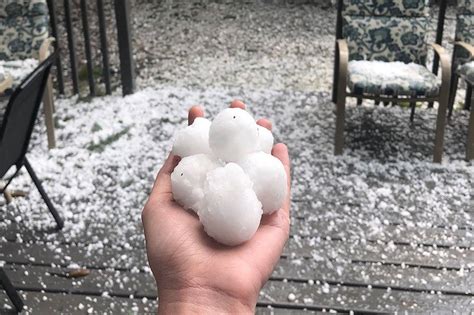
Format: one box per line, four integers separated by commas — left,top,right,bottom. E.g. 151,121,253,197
0,51,63,229
332,0,451,163
0,0,56,149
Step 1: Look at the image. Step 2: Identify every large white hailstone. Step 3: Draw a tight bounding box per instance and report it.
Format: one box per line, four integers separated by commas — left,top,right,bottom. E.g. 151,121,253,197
257,125,274,154
171,154,221,212
172,117,212,158
238,152,287,214
209,108,259,162
199,163,262,246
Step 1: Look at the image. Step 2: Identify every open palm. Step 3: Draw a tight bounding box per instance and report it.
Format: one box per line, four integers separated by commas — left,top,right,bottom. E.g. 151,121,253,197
142,101,291,314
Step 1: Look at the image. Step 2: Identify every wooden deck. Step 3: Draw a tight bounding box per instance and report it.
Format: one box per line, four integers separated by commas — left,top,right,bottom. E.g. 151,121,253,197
1,199,473,314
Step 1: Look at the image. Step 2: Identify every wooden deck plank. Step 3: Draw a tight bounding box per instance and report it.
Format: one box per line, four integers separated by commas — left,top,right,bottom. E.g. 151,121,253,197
0,290,156,314
273,259,473,294
284,238,474,270
291,201,473,230
3,214,472,252
290,218,473,248
260,281,474,313
2,237,472,272
4,259,472,299
0,290,322,314
2,264,473,313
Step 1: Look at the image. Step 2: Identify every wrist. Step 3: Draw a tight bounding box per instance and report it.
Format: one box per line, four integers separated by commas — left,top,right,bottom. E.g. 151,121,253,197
158,286,255,314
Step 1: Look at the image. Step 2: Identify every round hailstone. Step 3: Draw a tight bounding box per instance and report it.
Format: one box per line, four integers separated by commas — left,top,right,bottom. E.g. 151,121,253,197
238,152,287,214
209,108,258,162
171,154,221,212
257,125,274,154
199,163,262,246
172,117,212,158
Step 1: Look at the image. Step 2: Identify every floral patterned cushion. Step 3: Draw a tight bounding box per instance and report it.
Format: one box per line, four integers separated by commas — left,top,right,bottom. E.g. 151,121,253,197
458,0,473,15
347,60,440,96
457,61,474,84
0,0,49,61
343,15,428,64
343,0,429,17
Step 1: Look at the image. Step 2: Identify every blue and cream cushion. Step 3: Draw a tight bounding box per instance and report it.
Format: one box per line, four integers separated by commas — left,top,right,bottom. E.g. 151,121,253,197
347,60,440,96
458,61,474,84
458,0,473,15
0,0,49,61
0,58,38,93
343,16,428,64
342,0,429,64
342,0,429,17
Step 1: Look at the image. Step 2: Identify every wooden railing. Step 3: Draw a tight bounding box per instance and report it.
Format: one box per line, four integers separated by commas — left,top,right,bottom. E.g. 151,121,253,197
46,0,135,97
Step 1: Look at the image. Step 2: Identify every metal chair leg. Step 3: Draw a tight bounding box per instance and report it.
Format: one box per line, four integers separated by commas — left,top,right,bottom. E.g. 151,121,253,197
334,93,346,155
465,84,472,111
433,93,449,163
0,267,24,312
410,101,416,122
448,74,459,117
23,158,64,229
467,101,474,161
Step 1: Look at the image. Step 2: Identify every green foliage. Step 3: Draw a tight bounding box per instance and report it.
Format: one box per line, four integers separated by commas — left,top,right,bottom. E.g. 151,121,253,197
87,126,131,153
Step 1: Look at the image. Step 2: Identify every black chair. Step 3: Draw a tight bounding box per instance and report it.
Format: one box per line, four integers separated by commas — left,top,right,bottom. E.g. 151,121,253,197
0,52,64,313
0,51,63,229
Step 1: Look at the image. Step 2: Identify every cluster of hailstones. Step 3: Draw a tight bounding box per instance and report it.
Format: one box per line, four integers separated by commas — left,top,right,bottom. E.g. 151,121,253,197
171,107,287,246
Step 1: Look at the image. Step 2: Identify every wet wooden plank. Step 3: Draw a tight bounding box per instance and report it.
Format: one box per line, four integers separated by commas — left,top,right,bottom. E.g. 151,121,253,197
0,290,319,315
290,217,474,248
260,281,474,313
4,257,472,299
0,241,148,270
291,201,473,231
273,259,473,295
3,264,472,314
2,236,472,272
0,290,155,314
284,238,474,270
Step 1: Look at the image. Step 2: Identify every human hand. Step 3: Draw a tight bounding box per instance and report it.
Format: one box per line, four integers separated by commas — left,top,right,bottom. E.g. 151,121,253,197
142,100,291,314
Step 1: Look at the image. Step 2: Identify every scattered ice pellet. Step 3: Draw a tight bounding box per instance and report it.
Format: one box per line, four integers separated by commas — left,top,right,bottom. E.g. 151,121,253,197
238,152,287,214
209,108,258,162
171,154,221,211
172,117,212,157
199,163,262,246
287,293,296,302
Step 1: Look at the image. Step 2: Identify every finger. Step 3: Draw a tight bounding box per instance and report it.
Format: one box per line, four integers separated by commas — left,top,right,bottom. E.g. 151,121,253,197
271,143,291,216
150,153,181,198
188,105,204,125
230,100,246,110
257,118,272,131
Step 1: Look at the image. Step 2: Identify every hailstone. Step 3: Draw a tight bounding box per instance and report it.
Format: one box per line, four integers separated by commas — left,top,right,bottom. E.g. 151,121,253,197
171,154,221,212
199,163,262,246
172,117,212,157
238,152,287,214
209,108,258,162
257,125,274,154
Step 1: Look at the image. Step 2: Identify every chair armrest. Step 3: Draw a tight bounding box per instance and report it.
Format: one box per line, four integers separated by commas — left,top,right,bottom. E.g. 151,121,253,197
39,37,55,62
455,41,474,59
431,43,451,93
336,39,349,91
0,74,13,94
